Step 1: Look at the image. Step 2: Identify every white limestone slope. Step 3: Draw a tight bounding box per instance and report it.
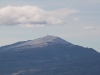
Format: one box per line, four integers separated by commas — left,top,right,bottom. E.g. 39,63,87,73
3,35,72,49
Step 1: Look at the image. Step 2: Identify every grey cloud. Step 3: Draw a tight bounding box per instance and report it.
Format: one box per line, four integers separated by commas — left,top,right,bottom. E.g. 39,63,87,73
0,5,80,26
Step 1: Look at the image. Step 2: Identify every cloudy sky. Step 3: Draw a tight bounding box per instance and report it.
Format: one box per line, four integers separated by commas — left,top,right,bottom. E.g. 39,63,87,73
0,0,100,52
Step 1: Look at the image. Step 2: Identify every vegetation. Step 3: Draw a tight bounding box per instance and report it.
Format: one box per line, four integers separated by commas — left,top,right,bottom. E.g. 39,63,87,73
0,44,100,75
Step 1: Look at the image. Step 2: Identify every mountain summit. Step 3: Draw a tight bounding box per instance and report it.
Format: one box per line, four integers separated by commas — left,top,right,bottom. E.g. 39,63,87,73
16,35,71,47
1,35,72,50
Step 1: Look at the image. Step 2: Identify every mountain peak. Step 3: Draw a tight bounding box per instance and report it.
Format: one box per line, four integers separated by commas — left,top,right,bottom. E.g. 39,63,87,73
35,35,70,43
16,35,71,48
39,35,58,40
2,35,72,50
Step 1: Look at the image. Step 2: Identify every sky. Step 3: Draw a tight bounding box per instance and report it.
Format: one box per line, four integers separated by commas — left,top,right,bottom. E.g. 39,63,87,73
0,0,100,52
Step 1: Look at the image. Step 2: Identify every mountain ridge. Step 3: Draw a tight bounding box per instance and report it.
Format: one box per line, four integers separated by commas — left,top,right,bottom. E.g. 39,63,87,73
0,35,100,75
0,35,72,51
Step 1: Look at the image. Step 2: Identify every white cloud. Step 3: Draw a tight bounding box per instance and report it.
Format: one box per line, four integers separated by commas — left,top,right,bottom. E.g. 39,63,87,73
83,26,94,30
20,24,45,28
59,25,100,38
74,18,79,22
0,5,80,26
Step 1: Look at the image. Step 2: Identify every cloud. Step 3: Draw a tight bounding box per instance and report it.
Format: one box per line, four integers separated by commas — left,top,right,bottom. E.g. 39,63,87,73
83,26,94,30
59,25,100,39
0,5,80,26
74,18,79,22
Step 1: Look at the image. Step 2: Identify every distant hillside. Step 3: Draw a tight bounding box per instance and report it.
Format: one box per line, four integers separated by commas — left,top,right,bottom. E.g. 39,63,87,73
0,35,100,75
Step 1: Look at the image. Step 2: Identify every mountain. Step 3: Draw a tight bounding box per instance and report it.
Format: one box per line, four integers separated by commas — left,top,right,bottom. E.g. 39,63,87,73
0,35,72,51
0,35,100,75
